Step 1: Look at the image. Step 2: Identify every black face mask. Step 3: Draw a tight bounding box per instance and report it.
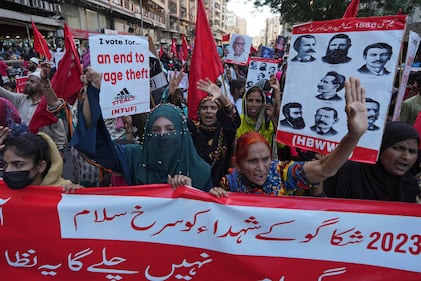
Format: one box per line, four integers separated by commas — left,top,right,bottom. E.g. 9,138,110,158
3,170,34,190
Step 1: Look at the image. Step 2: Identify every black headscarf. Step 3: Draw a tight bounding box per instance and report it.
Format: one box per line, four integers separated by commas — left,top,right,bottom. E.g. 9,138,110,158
323,121,420,203
188,96,240,185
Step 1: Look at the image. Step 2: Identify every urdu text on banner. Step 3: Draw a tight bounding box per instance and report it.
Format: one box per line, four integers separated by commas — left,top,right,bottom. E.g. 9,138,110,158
0,182,420,280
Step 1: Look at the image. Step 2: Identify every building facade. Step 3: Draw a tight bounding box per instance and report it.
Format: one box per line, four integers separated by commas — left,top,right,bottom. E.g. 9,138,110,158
0,0,228,50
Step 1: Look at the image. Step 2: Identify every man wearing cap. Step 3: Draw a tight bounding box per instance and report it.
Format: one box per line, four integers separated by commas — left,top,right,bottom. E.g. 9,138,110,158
0,62,67,156
27,57,41,75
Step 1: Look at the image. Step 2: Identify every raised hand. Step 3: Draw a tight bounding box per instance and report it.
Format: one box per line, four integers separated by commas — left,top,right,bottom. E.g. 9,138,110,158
196,78,222,101
39,62,51,80
169,69,185,95
0,126,11,151
344,77,367,137
81,67,102,89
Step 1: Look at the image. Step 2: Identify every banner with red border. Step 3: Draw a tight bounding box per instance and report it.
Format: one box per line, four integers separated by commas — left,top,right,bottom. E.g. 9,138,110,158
278,15,407,163
0,182,420,280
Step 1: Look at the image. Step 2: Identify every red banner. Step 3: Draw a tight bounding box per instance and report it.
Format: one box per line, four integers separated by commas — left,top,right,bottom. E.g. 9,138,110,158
0,182,420,280
15,76,28,93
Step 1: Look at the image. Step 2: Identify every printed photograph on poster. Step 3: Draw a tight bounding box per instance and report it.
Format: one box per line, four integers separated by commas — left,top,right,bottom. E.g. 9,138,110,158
89,34,151,118
246,57,278,91
150,53,168,92
277,15,407,163
224,34,252,66
275,35,286,51
261,46,274,58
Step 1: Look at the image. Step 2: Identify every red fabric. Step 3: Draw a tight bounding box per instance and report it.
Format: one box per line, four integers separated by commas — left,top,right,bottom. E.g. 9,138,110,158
0,97,21,127
171,38,177,57
29,23,83,133
222,33,231,42
342,0,360,18
182,34,189,61
187,0,223,120
159,46,164,58
31,21,52,61
51,23,83,101
28,97,57,133
250,44,258,54
413,112,421,150
1,184,421,280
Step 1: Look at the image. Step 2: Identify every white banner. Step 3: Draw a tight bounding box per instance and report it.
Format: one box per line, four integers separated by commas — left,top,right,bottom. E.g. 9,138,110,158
392,31,421,120
89,34,150,118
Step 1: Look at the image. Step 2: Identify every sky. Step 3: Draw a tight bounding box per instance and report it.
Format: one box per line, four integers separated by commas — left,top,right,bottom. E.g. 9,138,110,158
226,0,273,37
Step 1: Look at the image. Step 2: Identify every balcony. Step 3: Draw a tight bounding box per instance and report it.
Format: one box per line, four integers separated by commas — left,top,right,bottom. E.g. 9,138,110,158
11,0,62,13
86,0,135,17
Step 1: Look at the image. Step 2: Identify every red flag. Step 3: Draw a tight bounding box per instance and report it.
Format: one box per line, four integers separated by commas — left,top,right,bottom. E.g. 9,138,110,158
29,23,83,133
222,33,230,42
342,0,360,18
171,38,177,57
51,23,83,101
159,46,164,58
187,0,224,120
182,34,189,61
32,21,52,61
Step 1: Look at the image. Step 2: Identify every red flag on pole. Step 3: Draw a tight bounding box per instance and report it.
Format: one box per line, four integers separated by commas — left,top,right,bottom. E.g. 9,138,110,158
31,21,52,61
51,23,83,101
342,0,360,18
182,34,189,62
29,23,83,133
187,0,224,120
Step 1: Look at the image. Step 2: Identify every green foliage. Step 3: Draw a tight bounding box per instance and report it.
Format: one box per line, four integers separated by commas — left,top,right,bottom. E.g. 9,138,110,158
251,0,420,25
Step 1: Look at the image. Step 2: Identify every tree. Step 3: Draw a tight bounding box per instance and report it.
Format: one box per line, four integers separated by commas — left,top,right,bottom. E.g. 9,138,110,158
252,0,420,25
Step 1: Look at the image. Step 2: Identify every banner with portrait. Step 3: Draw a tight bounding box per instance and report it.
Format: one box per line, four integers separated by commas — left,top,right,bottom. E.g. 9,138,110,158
260,46,274,58
276,15,407,163
246,57,278,101
224,33,252,66
0,182,420,280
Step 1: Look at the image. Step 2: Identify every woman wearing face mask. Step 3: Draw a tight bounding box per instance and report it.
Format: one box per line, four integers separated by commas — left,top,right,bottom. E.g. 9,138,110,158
1,129,80,191
187,78,241,185
70,67,212,190
209,77,368,197
322,121,420,203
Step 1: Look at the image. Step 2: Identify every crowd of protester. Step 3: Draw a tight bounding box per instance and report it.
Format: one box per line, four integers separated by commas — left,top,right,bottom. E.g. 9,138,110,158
0,38,420,205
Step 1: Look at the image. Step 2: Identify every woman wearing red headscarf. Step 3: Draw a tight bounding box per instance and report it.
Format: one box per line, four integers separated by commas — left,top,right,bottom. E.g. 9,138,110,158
210,77,368,197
